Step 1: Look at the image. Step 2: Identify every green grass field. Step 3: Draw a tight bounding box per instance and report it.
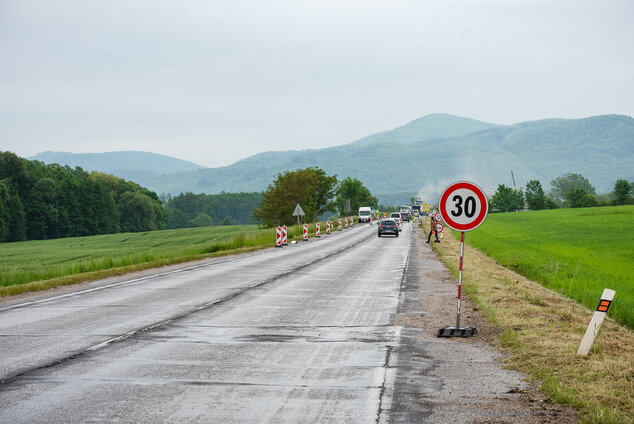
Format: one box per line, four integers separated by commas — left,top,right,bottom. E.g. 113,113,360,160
0,225,278,290
463,205,634,330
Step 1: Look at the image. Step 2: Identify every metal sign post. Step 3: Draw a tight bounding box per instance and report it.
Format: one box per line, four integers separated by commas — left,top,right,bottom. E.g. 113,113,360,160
292,203,305,237
436,181,488,338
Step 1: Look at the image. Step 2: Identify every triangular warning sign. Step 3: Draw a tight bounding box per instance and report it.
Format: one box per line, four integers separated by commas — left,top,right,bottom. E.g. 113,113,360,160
292,203,305,216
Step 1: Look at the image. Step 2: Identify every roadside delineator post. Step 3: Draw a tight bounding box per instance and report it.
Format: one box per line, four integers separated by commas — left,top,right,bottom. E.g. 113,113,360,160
303,223,308,241
338,219,342,231
315,222,321,237
577,289,616,356
350,217,354,227
345,218,349,228
326,221,331,234
282,226,288,245
275,227,282,247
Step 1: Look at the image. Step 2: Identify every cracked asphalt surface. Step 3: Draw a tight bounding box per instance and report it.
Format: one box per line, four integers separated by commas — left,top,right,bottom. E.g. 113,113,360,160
0,223,566,423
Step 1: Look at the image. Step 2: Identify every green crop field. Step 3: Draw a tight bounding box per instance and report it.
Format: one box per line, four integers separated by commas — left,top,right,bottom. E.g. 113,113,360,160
0,225,280,291
463,205,634,330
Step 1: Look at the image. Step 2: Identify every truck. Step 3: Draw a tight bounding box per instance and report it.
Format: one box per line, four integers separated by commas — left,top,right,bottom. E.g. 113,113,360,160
411,197,424,217
399,205,411,222
358,206,372,223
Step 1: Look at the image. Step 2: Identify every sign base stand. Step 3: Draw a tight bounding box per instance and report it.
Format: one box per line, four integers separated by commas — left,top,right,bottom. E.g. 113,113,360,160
436,326,478,338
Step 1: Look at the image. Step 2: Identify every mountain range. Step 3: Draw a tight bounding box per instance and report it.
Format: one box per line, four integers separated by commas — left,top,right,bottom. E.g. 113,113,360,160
28,113,634,205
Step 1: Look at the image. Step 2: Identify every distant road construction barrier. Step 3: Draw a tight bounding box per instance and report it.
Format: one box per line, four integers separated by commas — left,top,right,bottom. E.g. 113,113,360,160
350,217,354,227
275,227,282,247
282,226,288,245
345,218,349,228
326,221,331,234
303,224,308,241
315,222,321,237
338,219,342,231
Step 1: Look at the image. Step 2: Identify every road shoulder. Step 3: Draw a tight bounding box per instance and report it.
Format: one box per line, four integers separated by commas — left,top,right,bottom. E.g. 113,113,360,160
389,228,578,423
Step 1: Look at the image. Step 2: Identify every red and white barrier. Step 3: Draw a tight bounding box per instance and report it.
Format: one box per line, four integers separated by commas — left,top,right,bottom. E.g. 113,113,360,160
338,219,342,231
275,227,282,247
316,222,321,237
282,225,288,245
350,217,354,227
344,218,349,228
326,221,331,234
303,223,308,241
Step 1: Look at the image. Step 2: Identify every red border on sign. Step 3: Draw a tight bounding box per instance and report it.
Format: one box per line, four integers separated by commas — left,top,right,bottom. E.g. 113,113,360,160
439,181,488,231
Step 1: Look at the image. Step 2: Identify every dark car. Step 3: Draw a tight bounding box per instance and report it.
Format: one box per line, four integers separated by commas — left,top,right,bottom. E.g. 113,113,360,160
378,219,399,237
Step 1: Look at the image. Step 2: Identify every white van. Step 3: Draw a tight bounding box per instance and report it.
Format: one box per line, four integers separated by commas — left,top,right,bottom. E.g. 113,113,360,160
358,207,372,223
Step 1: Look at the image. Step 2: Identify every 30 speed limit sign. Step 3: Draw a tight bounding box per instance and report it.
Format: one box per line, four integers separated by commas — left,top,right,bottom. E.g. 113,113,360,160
436,181,488,338
439,181,488,232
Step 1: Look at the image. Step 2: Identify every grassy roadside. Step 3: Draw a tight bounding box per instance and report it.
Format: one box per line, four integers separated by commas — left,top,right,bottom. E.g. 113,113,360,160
0,223,332,297
424,220,634,423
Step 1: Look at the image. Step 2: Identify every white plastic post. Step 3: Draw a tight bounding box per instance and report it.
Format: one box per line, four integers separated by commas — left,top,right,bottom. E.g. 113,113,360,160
577,289,616,356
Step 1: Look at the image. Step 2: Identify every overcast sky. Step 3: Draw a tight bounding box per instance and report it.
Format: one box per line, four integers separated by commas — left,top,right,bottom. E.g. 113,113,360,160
1,0,633,168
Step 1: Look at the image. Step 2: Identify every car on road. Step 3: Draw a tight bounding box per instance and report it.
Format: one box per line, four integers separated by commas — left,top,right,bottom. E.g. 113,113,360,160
377,219,399,237
389,212,403,231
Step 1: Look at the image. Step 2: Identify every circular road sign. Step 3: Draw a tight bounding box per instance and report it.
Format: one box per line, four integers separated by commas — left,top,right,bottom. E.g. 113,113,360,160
439,181,488,232
436,222,444,233
434,213,443,222
422,204,430,212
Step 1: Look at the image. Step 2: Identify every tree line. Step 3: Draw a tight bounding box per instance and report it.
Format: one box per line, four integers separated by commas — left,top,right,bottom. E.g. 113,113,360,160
489,173,633,212
0,152,166,242
0,153,380,242
163,192,264,228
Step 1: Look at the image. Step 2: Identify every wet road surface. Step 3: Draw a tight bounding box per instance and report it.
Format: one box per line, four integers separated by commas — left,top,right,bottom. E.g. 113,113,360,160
0,224,418,423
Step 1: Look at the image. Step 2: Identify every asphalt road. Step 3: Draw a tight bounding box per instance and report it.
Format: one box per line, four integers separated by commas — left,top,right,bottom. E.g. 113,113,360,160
0,222,548,423
0,224,421,423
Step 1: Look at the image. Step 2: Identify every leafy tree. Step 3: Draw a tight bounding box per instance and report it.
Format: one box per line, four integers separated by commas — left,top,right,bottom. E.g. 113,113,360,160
612,179,633,205
525,180,546,210
565,187,598,208
221,217,236,226
335,177,378,216
190,212,213,227
167,209,190,229
118,191,162,232
544,196,559,209
0,152,27,189
255,167,337,227
3,188,26,241
490,184,524,212
549,173,595,206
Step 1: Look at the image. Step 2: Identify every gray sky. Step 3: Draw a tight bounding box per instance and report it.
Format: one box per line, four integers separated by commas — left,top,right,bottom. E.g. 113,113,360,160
1,0,633,168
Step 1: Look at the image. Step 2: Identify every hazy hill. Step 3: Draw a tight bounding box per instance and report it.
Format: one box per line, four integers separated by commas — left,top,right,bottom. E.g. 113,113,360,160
28,151,206,182
351,113,501,145
31,114,634,205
